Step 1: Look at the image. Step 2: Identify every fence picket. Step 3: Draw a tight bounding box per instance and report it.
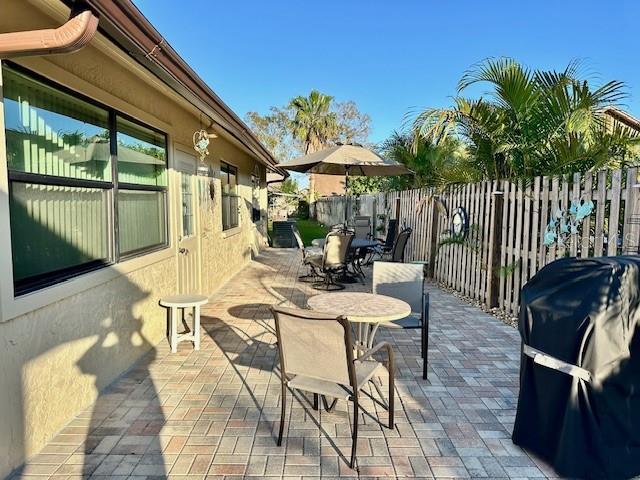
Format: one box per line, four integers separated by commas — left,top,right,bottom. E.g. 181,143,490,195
311,166,629,317
608,169,622,256
594,171,607,256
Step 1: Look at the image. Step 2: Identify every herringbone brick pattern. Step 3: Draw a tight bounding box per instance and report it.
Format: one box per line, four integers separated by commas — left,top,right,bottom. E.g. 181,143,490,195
12,248,557,479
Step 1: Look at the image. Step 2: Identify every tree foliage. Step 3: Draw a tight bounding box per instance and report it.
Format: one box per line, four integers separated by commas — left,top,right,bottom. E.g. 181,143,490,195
289,90,338,154
347,132,473,194
410,57,640,179
280,177,299,195
245,90,371,162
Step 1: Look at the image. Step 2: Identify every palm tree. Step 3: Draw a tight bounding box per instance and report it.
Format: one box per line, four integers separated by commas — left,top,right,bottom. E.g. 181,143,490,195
410,58,639,179
381,132,475,190
289,90,338,154
346,133,473,194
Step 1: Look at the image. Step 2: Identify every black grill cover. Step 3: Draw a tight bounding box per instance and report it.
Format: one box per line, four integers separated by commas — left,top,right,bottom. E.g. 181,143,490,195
513,256,640,479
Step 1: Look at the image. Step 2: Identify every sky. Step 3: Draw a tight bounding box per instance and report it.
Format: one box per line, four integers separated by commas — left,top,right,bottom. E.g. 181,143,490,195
135,0,640,147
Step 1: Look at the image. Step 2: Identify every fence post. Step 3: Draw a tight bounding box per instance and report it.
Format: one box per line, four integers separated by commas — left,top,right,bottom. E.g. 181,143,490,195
427,202,439,279
486,186,504,308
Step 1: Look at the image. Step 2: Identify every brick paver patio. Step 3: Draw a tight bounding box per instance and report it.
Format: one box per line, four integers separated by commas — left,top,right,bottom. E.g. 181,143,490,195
13,248,558,479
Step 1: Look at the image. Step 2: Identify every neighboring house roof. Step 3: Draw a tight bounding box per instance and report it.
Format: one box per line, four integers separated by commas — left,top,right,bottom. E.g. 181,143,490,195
59,0,286,176
603,107,640,132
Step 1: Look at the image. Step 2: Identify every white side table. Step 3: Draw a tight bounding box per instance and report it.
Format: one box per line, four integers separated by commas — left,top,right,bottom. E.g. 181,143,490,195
159,294,208,353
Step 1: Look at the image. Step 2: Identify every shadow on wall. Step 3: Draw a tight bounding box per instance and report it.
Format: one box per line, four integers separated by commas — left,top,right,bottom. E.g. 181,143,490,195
2,193,166,478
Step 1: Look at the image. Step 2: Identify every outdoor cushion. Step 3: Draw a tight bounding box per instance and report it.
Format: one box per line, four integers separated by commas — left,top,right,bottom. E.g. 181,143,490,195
287,360,382,399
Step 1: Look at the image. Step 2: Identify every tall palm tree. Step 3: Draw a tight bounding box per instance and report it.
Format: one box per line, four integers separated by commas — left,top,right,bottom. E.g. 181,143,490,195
289,90,338,154
410,58,639,179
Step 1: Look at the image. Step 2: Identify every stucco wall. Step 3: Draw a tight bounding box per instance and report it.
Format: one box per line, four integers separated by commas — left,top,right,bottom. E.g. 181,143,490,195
0,1,268,476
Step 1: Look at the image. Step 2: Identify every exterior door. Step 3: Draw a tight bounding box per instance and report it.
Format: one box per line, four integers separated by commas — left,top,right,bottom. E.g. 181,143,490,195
175,149,201,294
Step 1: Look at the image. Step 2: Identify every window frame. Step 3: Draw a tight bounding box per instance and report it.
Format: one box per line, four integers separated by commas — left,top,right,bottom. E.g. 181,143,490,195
220,161,240,231
2,62,169,295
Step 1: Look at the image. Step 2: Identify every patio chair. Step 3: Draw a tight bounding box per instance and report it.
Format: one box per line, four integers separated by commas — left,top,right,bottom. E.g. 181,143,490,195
389,227,412,263
353,216,372,240
373,261,429,380
308,230,354,290
373,219,398,258
292,225,323,281
271,305,395,469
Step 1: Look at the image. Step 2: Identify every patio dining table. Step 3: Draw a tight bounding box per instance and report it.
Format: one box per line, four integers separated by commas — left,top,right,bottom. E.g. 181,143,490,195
307,291,411,356
311,238,379,250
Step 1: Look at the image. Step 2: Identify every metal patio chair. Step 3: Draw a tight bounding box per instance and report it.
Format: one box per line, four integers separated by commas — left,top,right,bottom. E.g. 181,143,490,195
353,216,372,240
271,305,395,469
308,230,354,290
369,219,398,264
389,227,412,263
373,261,429,380
292,225,323,281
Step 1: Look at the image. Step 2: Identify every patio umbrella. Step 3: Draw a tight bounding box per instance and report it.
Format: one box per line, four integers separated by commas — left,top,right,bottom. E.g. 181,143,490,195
278,143,412,222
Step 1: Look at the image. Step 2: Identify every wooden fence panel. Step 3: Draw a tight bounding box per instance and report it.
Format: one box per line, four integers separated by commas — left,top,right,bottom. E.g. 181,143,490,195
310,166,638,316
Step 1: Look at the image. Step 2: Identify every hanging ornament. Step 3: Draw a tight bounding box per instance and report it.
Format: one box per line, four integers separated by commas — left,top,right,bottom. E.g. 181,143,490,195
193,129,210,161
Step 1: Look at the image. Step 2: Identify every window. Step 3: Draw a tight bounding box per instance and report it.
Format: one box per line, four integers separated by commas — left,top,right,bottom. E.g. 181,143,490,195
116,116,168,255
2,64,168,294
181,173,194,237
251,169,261,222
221,161,239,230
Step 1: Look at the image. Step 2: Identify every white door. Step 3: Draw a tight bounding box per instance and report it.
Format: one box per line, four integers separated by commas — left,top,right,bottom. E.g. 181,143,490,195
175,150,201,294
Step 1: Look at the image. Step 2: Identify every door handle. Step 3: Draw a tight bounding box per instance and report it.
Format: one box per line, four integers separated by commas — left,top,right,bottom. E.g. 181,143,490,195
178,247,188,255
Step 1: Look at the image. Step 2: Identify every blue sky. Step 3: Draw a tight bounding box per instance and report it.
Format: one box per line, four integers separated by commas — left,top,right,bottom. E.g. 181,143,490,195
135,0,640,146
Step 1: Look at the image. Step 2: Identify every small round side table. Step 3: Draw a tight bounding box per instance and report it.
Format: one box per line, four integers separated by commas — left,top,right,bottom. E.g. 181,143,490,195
159,294,208,353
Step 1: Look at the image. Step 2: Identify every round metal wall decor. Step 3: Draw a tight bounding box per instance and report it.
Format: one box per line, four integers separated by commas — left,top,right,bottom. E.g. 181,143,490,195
451,206,469,239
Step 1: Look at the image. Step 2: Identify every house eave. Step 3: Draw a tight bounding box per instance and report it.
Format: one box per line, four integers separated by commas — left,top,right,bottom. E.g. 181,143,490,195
59,0,286,177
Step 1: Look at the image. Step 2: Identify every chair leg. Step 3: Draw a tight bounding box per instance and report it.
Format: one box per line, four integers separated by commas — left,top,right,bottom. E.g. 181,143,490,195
350,396,359,470
278,379,286,446
313,393,319,411
388,364,395,429
422,298,430,381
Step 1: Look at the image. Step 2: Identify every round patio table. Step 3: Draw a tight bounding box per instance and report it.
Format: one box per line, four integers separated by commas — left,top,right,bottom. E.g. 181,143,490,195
311,238,379,250
307,291,411,355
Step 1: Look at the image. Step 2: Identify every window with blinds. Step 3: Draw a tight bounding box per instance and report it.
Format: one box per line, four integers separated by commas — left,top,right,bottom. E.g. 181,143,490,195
2,64,168,294
221,162,239,230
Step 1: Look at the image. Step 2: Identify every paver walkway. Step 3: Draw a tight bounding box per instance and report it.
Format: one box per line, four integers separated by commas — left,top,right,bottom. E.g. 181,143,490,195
14,248,557,479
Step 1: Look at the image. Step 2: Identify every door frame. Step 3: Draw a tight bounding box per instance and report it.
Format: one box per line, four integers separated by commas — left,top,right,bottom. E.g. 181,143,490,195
173,145,202,293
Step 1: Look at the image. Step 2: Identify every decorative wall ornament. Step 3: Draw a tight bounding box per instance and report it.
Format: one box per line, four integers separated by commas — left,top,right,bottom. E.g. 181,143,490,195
543,199,594,251
451,206,469,239
193,129,210,160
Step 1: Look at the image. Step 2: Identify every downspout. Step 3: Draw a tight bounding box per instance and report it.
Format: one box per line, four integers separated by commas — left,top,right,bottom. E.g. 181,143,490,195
0,10,99,58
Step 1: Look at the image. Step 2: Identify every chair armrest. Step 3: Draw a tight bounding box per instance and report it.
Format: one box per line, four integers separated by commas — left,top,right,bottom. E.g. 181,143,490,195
357,341,395,365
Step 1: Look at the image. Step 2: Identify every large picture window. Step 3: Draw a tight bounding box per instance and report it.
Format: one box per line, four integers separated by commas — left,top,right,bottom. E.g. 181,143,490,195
2,64,168,295
221,161,239,230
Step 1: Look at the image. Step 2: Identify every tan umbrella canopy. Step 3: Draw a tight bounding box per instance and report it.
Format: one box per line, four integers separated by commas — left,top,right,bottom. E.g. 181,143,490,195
278,143,411,177
278,143,412,223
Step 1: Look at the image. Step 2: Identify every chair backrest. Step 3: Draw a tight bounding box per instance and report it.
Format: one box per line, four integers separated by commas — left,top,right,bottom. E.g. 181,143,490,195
391,227,412,262
291,225,305,250
271,305,354,386
384,219,398,248
353,216,371,240
323,230,354,269
372,261,424,313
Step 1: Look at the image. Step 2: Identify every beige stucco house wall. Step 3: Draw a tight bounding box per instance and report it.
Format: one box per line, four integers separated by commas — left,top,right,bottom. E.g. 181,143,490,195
0,1,272,477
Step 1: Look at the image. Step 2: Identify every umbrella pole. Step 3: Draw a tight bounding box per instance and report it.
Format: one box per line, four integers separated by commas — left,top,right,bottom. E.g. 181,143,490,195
344,167,350,225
